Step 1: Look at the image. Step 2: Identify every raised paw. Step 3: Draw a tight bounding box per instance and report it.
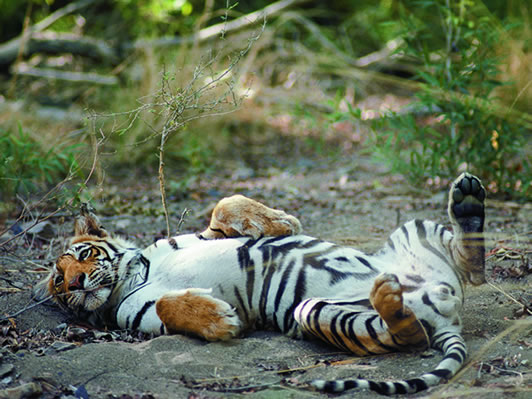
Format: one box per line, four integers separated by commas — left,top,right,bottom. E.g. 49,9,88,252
448,173,485,233
448,173,486,285
156,288,241,341
370,273,429,349
370,273,404,321
200,195,301,239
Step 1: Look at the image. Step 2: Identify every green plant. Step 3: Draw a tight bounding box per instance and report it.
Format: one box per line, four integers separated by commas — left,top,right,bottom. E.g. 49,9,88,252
345,0,530,199
0,124,82,202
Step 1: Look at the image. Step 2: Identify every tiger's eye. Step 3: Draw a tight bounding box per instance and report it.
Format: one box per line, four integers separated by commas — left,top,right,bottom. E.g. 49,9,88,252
79,248,91,261
54,274,64,286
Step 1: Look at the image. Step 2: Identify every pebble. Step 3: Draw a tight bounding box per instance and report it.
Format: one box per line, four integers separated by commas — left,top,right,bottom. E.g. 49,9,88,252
0,382,42,399
44,341,78,355
0,364,13,378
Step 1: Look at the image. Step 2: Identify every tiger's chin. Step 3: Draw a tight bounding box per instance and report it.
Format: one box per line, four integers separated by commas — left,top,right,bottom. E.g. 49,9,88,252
67,287,112,312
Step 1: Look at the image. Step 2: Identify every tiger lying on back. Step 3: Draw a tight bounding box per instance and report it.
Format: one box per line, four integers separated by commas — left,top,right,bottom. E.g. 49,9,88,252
34,173,486,395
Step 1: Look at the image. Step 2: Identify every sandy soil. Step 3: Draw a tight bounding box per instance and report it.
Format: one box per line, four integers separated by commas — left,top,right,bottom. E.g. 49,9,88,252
1,144,530,398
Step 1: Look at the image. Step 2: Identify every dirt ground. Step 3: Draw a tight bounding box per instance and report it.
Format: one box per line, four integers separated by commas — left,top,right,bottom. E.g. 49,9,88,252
1,135,531,398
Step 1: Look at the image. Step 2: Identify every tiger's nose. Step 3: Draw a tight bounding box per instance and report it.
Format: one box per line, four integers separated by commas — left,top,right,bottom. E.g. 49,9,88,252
68,274,85,291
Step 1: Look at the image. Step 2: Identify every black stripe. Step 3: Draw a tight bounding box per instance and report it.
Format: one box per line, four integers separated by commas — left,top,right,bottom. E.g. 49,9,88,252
160,324,165,335
323,381,339,392
233,286,249,324
258,256,277,326
258,235,291,247
400,225,410,245
139,255,150,281
429,368,452,379
392,382,407,394
307,301,328,342
422,292,443,316
274,259,295,313
326,298,372,308
341,313,373,355
245,260,255,310
329,310,349,351
368,380,386,394
355,256,378,272
406,377,428,391
104,241,118,253
444,352,463,362
365,315,397,352
282,267,306,333
454,345,467,359
415,220,450,265
131,300,155,331
237,243,251,271
300,239,324,249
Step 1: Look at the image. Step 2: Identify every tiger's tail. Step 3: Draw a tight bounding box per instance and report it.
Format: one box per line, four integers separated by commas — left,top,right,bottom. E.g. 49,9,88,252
310,330,466,395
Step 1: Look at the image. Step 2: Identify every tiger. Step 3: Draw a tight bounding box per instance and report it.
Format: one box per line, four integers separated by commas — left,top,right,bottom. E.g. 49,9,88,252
33,172,486,395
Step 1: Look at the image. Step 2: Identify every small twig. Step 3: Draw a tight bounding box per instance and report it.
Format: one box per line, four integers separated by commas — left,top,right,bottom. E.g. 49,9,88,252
487,282,532,315
176,208,190,234
0,295,53,321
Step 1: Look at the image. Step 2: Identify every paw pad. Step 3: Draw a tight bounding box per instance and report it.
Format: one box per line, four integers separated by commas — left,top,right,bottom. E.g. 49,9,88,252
450,173,485,219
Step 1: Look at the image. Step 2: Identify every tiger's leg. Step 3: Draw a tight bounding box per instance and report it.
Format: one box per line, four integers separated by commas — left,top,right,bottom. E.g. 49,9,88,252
294,274,428,355
199,194,301,239
155,288,242,341
447,173,486,285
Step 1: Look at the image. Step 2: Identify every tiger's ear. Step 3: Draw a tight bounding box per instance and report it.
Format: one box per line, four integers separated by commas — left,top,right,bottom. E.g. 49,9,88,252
74,203,108,238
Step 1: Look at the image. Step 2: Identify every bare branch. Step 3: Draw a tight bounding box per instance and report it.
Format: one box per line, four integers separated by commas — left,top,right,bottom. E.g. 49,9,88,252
0,0,97,66
130,0,307,50
12,64,119,85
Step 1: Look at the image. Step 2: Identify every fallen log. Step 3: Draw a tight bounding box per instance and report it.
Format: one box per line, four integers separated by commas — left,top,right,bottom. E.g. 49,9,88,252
11,64,118,85
0,0,97,66
0,32,118,66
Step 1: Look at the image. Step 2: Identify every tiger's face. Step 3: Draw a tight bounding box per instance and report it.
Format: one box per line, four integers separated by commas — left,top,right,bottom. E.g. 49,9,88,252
48,238,118,311
33,203,123,312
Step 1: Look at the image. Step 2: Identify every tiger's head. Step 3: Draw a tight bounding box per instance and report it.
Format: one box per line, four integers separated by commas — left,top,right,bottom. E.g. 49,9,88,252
33,204,134,312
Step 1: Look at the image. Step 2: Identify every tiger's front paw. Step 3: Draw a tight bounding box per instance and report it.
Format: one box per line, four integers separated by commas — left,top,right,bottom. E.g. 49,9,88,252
156,288,241,341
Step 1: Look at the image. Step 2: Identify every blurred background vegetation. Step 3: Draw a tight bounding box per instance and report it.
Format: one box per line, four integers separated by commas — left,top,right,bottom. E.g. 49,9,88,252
0,0,530,216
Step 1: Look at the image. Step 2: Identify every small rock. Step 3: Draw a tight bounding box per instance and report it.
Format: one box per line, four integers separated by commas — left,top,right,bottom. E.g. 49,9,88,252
0,382,42,399
93,331,118,340
0,364,13,378
53,323,68,334
0,376,12,385
22,221,55,239
44,341,78,354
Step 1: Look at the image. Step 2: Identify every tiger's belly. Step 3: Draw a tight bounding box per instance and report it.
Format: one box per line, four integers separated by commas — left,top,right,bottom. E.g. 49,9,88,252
143,235,389,334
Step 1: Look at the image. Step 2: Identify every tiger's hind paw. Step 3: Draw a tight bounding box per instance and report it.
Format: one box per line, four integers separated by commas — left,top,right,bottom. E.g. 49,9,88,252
448,173,485,234
200,195,301,240
370,273,429,349
370,273,404,321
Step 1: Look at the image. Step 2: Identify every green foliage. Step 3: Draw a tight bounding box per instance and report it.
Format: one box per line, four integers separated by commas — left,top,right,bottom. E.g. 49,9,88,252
113,0,198,37
0,124,82,201
345,0,530,199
